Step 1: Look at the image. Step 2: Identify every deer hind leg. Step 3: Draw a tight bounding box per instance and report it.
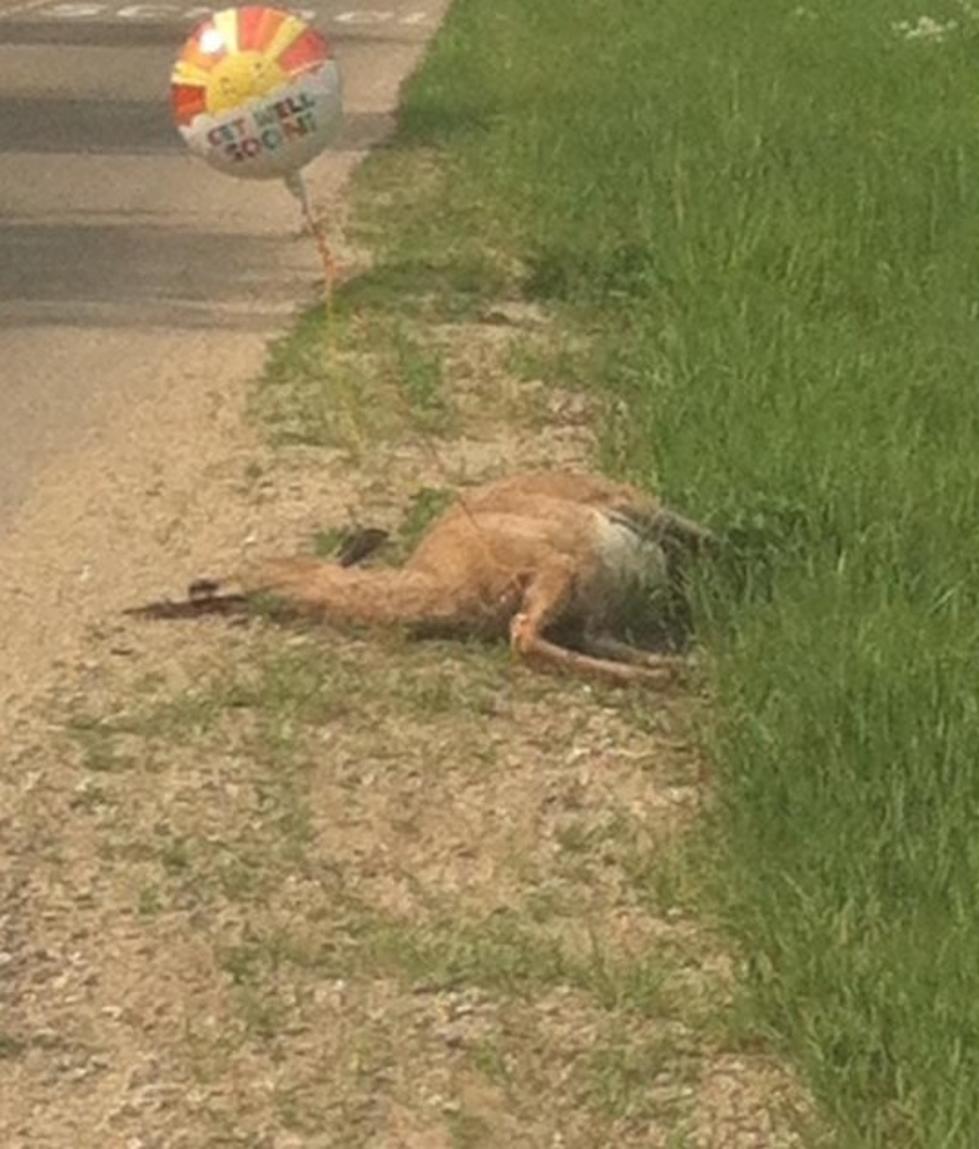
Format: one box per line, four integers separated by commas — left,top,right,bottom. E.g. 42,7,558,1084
509,563,685,689
243,556,492,635
245,556,328,594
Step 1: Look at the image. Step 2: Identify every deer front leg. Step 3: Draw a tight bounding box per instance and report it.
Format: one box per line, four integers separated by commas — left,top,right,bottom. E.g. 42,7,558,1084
509,563,684,689
579,633,691,673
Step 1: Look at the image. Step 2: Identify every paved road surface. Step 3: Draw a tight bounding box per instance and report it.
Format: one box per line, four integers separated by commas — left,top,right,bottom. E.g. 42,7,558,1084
0,0,439,525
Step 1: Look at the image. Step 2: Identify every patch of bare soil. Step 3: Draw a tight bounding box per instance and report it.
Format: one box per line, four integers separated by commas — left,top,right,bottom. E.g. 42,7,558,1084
1,299,817,1147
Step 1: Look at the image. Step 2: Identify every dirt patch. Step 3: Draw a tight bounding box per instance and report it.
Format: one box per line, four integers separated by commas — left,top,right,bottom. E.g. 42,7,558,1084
0,297,818,1146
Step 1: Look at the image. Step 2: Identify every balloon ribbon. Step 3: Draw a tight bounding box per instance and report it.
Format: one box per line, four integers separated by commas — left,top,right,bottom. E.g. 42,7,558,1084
284,169,495,565
285,169,338,308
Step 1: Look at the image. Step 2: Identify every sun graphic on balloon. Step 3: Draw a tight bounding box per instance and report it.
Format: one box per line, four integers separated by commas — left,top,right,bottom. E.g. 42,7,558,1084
205,51,287,114
171,6,333,125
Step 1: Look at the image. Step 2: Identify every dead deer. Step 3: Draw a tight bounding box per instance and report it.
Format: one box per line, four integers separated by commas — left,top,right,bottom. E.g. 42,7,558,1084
126,469,715,688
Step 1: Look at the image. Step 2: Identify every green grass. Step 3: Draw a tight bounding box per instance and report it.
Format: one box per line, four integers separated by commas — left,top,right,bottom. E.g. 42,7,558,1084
260,0,979,1143
256,305,457,452
0,1033,27,1059
396,484,455,550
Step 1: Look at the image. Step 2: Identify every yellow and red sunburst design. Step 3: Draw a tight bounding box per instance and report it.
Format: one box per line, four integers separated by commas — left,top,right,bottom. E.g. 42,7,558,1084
171,6,332,127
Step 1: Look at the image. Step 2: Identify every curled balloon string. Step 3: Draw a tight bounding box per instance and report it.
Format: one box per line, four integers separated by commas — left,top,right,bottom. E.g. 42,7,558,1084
285,170,338,310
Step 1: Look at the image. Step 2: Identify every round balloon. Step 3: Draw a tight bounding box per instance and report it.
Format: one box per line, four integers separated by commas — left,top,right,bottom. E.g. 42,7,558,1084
170,6,342,180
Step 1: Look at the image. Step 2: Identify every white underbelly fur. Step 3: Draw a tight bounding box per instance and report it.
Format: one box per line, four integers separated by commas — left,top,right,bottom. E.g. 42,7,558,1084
586,509,668,615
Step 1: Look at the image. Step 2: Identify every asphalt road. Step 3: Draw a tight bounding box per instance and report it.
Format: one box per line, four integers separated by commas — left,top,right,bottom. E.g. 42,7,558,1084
0,0,439,525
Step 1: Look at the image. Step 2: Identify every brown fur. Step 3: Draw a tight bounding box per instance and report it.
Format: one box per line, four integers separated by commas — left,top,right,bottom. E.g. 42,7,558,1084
128,470,714,688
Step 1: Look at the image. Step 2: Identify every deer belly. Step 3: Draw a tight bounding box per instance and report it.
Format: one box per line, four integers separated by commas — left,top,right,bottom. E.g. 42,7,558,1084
589,510,668,598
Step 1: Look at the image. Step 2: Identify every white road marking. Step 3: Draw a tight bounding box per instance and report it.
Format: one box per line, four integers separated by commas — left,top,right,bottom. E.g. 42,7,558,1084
333,9,392,22
34,1,102,13
116,3,174,15
0,2,430,21
0,0,64,17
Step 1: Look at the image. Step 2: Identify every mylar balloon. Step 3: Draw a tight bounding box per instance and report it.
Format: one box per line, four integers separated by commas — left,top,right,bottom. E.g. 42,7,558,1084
170,6,343,180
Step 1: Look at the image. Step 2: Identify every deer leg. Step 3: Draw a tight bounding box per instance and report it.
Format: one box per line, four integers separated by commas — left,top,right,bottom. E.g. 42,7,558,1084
578,633,690,672
509,564,684,689
243,556,330,596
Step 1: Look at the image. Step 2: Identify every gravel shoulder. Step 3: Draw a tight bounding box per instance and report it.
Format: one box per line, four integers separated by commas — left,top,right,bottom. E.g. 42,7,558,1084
0,13,817,1145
